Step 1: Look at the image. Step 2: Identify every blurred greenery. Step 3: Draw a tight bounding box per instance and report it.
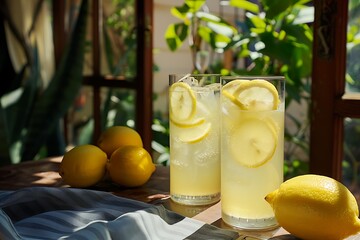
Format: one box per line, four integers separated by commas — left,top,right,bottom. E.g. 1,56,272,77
343,0,360,186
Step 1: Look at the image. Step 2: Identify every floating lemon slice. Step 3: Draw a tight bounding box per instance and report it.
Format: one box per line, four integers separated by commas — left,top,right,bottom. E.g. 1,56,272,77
230,118,277,168
223,79,248,93
169,82,196,121
178,122,211,144
170,116,205,128
232,79,279,111
222,80,248,103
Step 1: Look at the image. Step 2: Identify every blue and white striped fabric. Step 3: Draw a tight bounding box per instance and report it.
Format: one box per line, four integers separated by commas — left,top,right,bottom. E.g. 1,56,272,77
0,187,238,240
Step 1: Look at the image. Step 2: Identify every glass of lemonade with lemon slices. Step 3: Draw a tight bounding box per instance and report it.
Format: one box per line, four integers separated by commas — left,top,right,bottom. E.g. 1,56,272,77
169,74,221,206
221,76,285,229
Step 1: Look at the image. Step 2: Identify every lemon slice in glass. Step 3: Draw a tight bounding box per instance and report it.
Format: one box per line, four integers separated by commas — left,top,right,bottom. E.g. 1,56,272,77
169,82,196,121
230,118,277,168
233,79,279,111
178,122,211,144
222,80,249,103
170,117,205,128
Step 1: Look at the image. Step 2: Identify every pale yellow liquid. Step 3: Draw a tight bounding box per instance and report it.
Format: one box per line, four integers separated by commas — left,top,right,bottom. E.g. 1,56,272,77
221,97,284,229
170,86,220,205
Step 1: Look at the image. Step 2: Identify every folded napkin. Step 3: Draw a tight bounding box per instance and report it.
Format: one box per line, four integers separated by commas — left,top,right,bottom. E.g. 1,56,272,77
0,187,238,240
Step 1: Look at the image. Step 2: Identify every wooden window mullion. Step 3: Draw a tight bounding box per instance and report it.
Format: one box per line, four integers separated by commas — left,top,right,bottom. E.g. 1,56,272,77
310,0,348,180
91,0,102,143
135,0,153,152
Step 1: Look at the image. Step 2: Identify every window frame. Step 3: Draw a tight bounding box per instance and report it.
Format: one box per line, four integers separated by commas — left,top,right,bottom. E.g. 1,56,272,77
310,0,360,180
53,0,153,152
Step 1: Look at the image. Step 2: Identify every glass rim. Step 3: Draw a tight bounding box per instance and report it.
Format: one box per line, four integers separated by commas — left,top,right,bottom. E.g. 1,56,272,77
169,73,222,77
221,75,285,81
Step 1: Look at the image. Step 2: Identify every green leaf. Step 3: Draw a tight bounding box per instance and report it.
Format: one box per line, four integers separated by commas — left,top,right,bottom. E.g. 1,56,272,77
175,23,189,41
257,34,310,84
196,11,221,23
103,27,115,73
248,14,266,29
291,44,312,78
238,48,251,58
258,31,293,63
207,22,232,39
45,122,66,156
0,104,11,166
282,22,313,47
196,12,238,37
262,0,296,19
349,0,360,23
198,26,218,49
293,6,314,24
296,0,312,5
165,23,189,51
185,0,206,12
21,0,89,161
198,25,232,50
0,22,20,98
113,95,134,127
171,4,190,20
6,59,38,145
230,0,259,14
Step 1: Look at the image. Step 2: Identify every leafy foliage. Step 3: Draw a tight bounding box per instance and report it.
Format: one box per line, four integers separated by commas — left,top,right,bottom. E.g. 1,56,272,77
343,0,360,185
165,1,237,72
21,0,88,160
0,0,88,164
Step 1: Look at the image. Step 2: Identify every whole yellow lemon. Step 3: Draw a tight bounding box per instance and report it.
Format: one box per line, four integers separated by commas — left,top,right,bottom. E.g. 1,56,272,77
265,174,360,240
107,146,156,187
59,145,108,188
97,126,143,158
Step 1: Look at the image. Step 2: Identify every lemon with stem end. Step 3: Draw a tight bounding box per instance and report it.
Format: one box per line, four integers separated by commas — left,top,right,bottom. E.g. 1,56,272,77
265,174,360,240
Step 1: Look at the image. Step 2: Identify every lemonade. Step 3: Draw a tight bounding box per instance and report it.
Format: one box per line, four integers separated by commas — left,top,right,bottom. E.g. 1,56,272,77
221,77,285,229
169,74,221,205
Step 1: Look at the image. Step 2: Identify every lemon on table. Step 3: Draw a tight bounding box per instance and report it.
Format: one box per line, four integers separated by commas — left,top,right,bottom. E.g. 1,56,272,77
59,145,108,188
230,118,277,168
229,79,279,111
97,126,143,158
169,82,196,122
107,146,156,187
265,174,360,240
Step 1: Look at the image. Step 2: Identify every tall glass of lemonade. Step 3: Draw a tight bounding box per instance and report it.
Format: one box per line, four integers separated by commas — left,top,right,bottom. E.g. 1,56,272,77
221,76,285,229
169,74,221,205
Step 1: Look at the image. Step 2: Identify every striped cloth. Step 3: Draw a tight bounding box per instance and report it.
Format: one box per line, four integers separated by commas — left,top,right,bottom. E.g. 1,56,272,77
0,187,238,240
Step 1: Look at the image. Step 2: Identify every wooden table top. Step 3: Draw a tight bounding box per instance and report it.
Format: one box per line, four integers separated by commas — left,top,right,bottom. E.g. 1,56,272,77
0,156,211,216
0,157,359,240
